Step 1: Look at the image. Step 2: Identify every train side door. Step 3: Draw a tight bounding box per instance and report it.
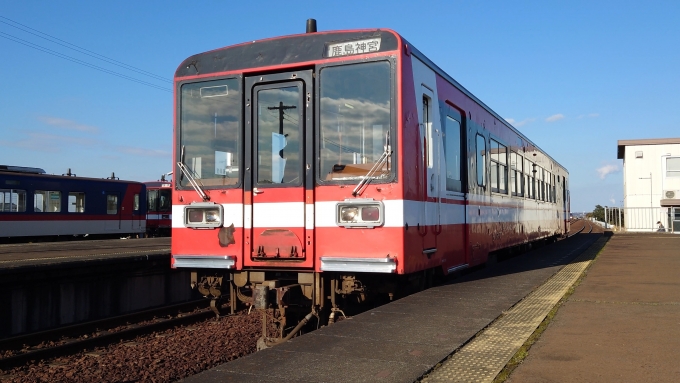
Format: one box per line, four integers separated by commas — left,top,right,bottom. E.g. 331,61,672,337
244,70,314,268
105,192,121,231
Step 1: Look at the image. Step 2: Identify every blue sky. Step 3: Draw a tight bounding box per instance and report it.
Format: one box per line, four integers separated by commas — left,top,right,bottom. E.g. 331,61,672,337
1,1,679,212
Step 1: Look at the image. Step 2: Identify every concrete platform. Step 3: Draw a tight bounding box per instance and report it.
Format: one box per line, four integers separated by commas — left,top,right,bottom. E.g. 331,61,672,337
507,233,680,383
180,233,604,383
0,237,170,270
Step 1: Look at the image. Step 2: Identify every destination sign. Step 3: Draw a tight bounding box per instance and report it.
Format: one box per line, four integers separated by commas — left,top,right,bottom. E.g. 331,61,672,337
326,38,381,58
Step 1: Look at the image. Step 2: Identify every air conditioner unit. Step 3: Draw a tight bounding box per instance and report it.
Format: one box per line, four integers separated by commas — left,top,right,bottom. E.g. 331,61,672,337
664,190,679,199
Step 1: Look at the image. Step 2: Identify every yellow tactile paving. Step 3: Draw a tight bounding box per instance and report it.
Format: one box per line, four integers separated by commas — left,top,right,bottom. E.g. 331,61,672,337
421,237,607,383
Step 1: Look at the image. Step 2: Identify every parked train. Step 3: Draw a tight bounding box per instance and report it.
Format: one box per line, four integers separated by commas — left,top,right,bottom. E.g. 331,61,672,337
145,175,172,237
0,165,147,240
170,21,570,341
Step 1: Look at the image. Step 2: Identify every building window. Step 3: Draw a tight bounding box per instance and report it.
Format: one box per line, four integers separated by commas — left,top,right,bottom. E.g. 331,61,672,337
34,190,61,212
68,192,85,213
667,157,680,177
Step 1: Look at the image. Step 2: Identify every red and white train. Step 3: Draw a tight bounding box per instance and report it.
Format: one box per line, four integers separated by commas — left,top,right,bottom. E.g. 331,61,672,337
171,21,569,334
145,175,172,237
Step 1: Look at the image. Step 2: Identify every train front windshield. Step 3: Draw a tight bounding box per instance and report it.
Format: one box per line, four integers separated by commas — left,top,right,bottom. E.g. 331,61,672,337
177,61,393,189
179,78,241,188
318,61,392,182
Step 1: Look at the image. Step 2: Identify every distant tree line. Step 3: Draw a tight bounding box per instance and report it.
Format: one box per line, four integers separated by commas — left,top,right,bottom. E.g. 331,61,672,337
586,205,624,227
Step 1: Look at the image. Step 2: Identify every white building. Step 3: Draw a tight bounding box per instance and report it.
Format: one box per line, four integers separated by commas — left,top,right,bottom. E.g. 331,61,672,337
617,138,680,232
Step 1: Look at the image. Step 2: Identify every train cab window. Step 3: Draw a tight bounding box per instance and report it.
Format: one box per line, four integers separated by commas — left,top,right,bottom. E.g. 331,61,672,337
255,85,302,185
490,139,507,194
0,189,26,212
107,194,118,215
133,194,140,211
68,192,85,213
319,61,392,182
476,134,486,187
159,189,171,212
147,190,158,212
34,190,61,212
179,78,241,188
443,115,462,192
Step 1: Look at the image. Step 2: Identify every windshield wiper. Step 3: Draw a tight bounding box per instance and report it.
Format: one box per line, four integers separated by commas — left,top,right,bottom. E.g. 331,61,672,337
352,131,392,196
177,145,209,201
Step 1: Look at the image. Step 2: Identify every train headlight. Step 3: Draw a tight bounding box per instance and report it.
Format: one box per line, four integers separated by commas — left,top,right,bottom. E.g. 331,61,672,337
184,203,223,229
336,199,384,228
340,207,359,222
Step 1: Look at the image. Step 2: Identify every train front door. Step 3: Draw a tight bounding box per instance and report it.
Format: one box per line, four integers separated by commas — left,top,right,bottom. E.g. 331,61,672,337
244,70,314,268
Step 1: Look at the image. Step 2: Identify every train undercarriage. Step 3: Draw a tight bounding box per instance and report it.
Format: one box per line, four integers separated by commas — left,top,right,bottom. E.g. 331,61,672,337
190,269,436,349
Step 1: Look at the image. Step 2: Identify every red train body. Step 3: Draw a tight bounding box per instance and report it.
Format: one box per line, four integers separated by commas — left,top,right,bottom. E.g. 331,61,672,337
170,26,569,328
145,178,172,237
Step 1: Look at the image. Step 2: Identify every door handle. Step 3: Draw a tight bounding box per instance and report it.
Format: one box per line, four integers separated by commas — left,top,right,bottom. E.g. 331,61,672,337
253,188,263,195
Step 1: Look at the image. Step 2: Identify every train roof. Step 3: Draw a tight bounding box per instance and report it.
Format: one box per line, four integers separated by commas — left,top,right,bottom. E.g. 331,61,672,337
175,27,567,174
0,165,46,174
0,169,144,185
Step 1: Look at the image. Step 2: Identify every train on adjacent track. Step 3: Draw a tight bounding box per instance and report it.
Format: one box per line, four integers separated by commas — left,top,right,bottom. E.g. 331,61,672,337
145,175,173,237
170,21,570,342
0,165,172,240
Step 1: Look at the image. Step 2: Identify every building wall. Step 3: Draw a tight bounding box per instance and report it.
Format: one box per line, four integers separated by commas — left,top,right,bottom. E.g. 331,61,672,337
623,143,680,208
622,143,680,231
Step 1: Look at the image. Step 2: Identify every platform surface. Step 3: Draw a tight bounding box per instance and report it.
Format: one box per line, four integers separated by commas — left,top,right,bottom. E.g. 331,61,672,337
180,233,604,383
0,237,170,270
506,233,680,383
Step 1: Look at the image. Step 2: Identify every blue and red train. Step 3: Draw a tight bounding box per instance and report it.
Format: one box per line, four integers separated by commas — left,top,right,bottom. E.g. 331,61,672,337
0,165,171,240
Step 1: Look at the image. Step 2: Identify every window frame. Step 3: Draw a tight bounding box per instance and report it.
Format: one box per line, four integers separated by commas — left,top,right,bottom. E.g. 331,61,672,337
476,134,486,187
315,57,397,186
489,138,508,194
176,75,244,190
0,189,27,212
441,109,464,193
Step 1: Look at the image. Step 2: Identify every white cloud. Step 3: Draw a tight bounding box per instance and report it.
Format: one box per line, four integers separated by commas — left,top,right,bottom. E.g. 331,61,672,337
505,117,536,127
545,114,565,122
577,113,600,119
596,164,620,179
38,116,99,133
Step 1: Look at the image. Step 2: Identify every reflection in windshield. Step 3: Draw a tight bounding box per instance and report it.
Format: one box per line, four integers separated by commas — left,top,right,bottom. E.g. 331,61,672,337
257,86,301,185
179,78,240,188
319,61,392,181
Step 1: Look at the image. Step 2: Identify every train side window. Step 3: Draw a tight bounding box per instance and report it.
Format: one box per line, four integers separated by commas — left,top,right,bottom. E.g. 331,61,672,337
107,194,118,215
34,190,61,212
526,159,534,199
0,189,26,212
133,194,140,211
476,134,486,187
490,139,507,194
68,192,85,213
443,115,462,192
511,153,525,197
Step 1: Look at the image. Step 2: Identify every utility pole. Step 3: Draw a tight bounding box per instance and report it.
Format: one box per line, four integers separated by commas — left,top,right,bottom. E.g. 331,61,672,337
268,102,296,157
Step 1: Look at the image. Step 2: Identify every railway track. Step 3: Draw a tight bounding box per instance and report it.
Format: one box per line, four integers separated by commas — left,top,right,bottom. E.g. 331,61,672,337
0,224,603,382
0,300,218,370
